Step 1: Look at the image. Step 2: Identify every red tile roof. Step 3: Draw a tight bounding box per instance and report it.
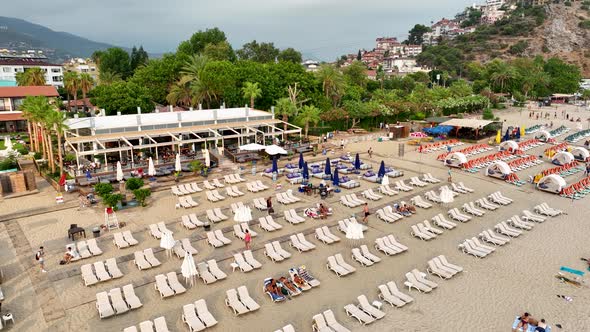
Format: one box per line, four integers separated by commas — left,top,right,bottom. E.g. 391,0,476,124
0,113,25,121
0,58,61,67
0,86,59,98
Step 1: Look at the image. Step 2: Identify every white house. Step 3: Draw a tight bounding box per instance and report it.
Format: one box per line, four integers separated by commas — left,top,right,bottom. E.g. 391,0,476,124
0,57,64,88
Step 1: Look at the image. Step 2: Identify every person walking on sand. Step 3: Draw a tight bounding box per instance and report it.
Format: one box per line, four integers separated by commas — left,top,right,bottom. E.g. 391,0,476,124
447,168,452,183
340,139,345,150
244,229,252,250
36,246,46,273
362,203,370,224
266,196,273,215
368,147,373,159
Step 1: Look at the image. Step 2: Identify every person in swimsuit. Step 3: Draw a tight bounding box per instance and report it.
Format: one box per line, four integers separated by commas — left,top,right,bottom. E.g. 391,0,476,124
514,312,530,332
244,230,251,250
535,319,547,332
362,203,369,223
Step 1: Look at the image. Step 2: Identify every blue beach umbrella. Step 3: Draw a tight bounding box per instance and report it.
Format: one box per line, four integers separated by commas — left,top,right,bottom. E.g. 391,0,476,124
503,129,510,142
324,158,331,175
271,157,278,173
298,152,304,169
332,168,340,186
302,162,309,179
378,160,386,178
515,127,521,139
354,153,361,170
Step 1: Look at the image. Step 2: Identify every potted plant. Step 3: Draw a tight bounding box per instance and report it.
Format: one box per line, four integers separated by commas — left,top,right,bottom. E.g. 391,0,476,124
287,151,294,161
133,188,151,206
261,155,270,165
189,160,203,175
103,193,123,211
201,167,209,177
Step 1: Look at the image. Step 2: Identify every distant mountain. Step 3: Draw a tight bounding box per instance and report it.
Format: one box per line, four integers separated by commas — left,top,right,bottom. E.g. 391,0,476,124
0,16,119,62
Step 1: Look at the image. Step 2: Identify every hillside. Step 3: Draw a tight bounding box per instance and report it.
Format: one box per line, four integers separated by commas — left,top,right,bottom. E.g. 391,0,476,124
455,2,590,76
0,16,117,61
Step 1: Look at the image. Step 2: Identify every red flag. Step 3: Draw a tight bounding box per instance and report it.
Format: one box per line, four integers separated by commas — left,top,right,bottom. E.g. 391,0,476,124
58,173,66,186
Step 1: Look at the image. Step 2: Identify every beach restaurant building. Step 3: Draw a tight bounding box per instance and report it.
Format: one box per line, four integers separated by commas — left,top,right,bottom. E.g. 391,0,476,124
63,106,301,172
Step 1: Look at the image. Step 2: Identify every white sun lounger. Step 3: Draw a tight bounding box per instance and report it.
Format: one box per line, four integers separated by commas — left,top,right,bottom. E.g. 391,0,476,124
323,309,350,332
352,248,373,266
313,313,335,332
195,299,218,327
207,259,227,280
344,304,375,325
81,264,99,286
155,274,175,298
225,288,250,315
109,287,129,314
327,255,351,277
105,258,123,279
264,243,284,262
167,271,187,295
237,285,260,311
96,291,116,319
197,262,217,284
122,284,143,309
182,303,206,331
243,250,262,269
233,253,253,272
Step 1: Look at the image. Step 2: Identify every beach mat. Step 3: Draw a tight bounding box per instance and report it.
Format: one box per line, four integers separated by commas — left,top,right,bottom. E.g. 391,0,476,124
560,266,585,276
512,316,552,332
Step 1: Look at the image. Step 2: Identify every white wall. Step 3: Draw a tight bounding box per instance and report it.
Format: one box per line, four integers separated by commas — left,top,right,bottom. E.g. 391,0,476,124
0,64,63,87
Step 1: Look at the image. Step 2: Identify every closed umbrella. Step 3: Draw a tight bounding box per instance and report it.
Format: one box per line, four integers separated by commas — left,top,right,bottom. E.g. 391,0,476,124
181,252,198,286
175,153,181,172
345,221,364,246
159,231,176,258
382,174,390,186
204,149,210,167
302,162,309,180
378,160,386,178
271,157,278,173
495,130,501,144
298,152,304,169
148,157,156,176
440,187,454,204
515,127,521,139
324,158,331,176
116,161,124,182
520,127,525,137
332,168,340,186
354,153,361,170
503,129,510,142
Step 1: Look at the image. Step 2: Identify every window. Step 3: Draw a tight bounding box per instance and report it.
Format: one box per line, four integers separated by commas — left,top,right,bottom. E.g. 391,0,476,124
0,99,8,112
81,68,88,73
52,76,63,82
51,68,61,73
2,67,10,73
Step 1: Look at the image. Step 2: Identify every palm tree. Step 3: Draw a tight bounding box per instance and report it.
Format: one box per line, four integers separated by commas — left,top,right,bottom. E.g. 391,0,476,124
315,64,345,106
490,65,515,93
79,73,94,111
98,71,121,85
64,72,80,112
27,67,46,86
15,72,29,86
166,77,193,107
297,105,321,137
241,82,262,109
46,108,69,178
181,54,209,81
20,96,41,151
21,96,53,159
274,98,298,138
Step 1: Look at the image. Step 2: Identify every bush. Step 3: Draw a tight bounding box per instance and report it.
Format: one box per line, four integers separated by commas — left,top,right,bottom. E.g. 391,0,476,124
564,1,572,6
64,153,77,163
579,20,590,29
482,108,495,120
508,41,528,55
103,193,123,211
133,188,151,207
0,156,17,171
125,177,144,190
94,183,114,198
34,152,42,160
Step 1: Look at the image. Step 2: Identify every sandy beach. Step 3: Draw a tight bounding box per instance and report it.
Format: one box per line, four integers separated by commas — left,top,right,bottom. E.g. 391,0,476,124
1,103,590,332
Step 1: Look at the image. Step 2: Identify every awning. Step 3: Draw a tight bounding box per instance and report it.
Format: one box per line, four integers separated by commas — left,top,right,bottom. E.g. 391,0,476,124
425,116,452,124
440,119,493,129
0,113,24,121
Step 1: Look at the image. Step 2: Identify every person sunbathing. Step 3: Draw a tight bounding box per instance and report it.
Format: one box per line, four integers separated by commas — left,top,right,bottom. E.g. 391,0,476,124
319,204,328,219
279,277,301,294
292,274,308,288
404,203,416,213
514,312,530,331
265,280,285,301
275,280,292,299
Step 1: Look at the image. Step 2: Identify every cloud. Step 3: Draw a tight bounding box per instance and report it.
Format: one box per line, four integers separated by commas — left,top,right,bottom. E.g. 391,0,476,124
1,0,473,59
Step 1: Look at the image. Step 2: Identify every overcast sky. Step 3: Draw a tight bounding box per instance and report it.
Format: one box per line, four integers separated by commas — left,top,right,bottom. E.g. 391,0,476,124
4,0,473,60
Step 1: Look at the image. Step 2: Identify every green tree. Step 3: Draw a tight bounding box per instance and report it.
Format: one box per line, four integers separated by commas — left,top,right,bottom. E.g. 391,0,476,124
98,48,131,79
343,61,367,88
166,77,193,107
79,73,94,111
130,45,149,72
416,45,464,75
278,48,302,63
98,71,122,85
133,188,151,207
241,82,262,108
177,27,229,55
63,72,80,112
544,58,582,93
125,177,144,190
274,97,298,134
45,109,68,177
488,60,516,93
296,105,321,137
406,24,431,45
203,41,236,61
449,79,473,97
131,54,183,104
91,81,153,115
315,64,346,106
15,67,46,86
237,40,280,63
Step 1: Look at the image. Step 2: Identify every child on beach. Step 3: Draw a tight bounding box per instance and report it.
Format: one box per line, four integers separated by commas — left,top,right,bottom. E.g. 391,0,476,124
362,203,370,223
35,246,46,273
244,230,252,250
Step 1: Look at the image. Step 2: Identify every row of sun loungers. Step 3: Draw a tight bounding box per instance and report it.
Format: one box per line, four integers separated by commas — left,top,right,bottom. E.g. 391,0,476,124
378,184,398,196
337,218,367,234
205,190,225,202
432,213,457,229
290,233,317,252
327,253,356,277
253,197,268,210
344,294,385,325
448,208,472,222
315,226,341,244
149,222,173,239
479,229,511,246
206,208,228,223
247,180,269,192
487,191,513,205
376,206,404,223
352,246,381,267
374,235,408,255
274,324,295,332
182,299,218,331
134,248,161,270
96,284,142,318
69,239,103,261
422,173,441,183
459,238,496,258
378,281,414,308
284,209,306,224
411,195,432,209
113,231,139,249
193,260,226,285
507,215,535,230
264,241,292,262
462,202,486,216
178,195,199,208
424,190,442,203
340,194,366,207
171,183,203,196
409,176,428,187
395,180,413,192
426,256,463,279
534,203,563,217
495,222,523,238
155,272,186,298
181,214,205,229
233,223,258,239
276,191,301,204
362,188,383,201
206,230,232,248
476,197,499,210
259,216,283,231
81,258,123,286
124,316,170,332
230,201,247,213
203,179,225,190
225,286,260,315
522,210,546,222
172,238,198,258
313,310,350,332
225,186,245,198
224,173,245,184
232,250,263,272
405,269,439,293
411,220,443,240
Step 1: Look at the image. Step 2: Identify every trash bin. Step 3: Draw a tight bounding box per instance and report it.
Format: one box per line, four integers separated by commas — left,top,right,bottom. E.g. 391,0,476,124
92,227,101,238
203,223,211,231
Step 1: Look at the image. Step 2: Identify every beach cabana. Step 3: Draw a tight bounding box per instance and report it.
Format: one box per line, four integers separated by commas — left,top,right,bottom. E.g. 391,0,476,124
570,147,589,161
444,152,467,168
536,174,566,194
552,151,574,166
499,140,518,152
535,130,551,142
486,160,512,179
